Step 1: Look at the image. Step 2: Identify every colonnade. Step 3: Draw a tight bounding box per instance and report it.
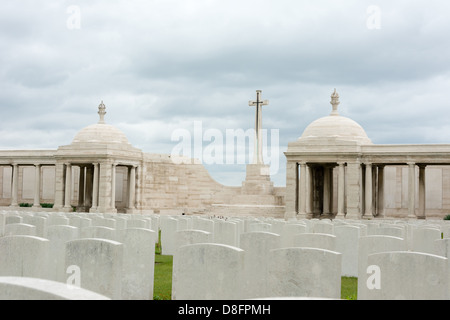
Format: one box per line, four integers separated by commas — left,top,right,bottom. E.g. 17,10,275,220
2,161,139,213
286,160,429,219
7,163,46,208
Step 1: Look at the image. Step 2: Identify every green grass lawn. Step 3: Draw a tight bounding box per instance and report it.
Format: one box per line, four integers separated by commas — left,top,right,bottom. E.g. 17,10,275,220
153,253,173,300
153,250,359,300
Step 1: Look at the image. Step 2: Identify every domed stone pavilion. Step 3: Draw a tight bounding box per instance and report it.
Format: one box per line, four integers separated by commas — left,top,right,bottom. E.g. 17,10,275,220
0,101,253,215
285,89,450,220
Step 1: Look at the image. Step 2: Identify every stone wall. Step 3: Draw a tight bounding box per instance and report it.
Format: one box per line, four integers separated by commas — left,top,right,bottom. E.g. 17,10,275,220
140,154,242,213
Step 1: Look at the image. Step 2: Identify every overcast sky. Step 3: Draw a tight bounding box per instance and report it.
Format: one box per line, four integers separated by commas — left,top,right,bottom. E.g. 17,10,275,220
1,1,450,186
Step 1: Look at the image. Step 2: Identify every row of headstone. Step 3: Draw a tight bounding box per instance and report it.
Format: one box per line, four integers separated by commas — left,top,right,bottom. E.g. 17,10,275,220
159,215,450,278
0,210,159,238
171,230,450,300
172,240,342,300
0,210,158,300
2,209,450,300
163,215,450,299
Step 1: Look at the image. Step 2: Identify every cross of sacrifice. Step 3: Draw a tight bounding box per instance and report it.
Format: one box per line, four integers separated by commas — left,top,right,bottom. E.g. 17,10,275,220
248,90,269,165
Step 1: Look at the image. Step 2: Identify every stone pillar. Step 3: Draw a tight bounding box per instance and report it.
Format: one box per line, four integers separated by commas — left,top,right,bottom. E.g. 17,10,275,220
135,164,142,211
78,166,85,209
298,162,307,218
10,163,19,207
306,164,314,218
90,163,99,212
364,163,373,217
408,162,416,218
337,162,346,216
84,165,93,208
110,163,117,212
418,164,426,219
345,162,361,219
53,163,65,210
377,165,385,218
64,163,72,210
97,162,112,213
323,166,331,215
284,161,298,220
32,164,41,208
127,165,137,211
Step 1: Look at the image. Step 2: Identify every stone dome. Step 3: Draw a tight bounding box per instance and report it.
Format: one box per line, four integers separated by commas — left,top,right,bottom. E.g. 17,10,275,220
71,101,131,146
299,89,372,145
72,123,131,145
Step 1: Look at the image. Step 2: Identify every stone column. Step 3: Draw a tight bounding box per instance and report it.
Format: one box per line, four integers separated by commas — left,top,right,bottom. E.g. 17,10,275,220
135,165,142,211
323,166,331,215
345,162,361,219
53,163,65,210
407,162,416,218
90,163,99,212
337,162,346,216
284,161,298,220
418,164,426,219
298,162,307,218
78,166,85,209
364,163,373,217
110,163,117,212
84,165,93,208
377,165,385,218
64,163,72,209
127,165,137,210
97,162,112,213
306,164,314,218
10,163,19,207
32,164,41,208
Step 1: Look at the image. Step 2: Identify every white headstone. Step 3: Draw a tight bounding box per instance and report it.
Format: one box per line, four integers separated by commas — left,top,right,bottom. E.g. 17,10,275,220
47,225,80,282
91,217,116,229
4,223,36,236
192,218,214,234
434,238,450,258
313,222,334,235
358,235,407,295
116,228,156,300
5,215,22,225
175,229,213,250
281,223,307,247
214,220,238,247
411,227,442,254
0,235,50,279
69,216,92,229
0,276,110,300
267,247,341,299
240,231,281,299
47,215,69,226
159,217,179,255
293,233,337,251
80,226,116,241
335,225,361,277
359,251,449,300
65,238,123,300
126,219,148,229
442,225,450,239
172,243,244,300
248,222,272,233
374,226,405,239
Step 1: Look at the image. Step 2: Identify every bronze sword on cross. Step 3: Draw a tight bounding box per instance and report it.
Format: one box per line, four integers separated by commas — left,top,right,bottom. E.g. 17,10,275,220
248,90,269,165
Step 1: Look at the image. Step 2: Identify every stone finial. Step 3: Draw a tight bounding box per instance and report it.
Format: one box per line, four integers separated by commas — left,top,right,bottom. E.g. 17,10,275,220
330,88,340,116
98,101,106,124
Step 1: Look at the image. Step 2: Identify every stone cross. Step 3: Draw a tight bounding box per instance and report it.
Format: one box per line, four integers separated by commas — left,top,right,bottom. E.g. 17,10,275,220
248,90,269,164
